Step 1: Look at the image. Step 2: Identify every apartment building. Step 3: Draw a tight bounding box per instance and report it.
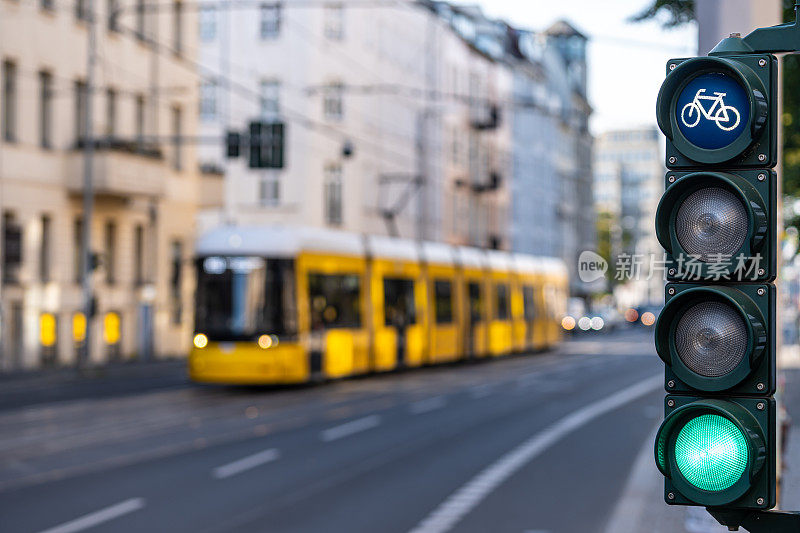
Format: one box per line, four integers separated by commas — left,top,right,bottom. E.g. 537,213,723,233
0,0,209,369
594,126,664,306
197,0,513,250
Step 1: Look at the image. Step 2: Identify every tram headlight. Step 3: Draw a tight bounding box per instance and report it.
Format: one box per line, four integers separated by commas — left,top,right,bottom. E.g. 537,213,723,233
193,333,209,349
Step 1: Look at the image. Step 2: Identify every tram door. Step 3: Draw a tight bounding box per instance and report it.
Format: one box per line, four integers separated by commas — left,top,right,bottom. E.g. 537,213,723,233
466,281,482,358
383,277,416,369
523,286,536,348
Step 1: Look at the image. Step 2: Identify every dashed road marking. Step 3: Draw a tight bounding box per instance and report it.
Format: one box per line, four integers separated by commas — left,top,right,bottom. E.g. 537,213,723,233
212,448,280,479
410,396,447,415
37,498,145,533
407,375,661,533
320,415,381,442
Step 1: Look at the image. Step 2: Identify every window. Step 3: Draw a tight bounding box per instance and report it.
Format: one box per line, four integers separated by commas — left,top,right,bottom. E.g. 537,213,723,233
170,240,183,324
468,281,482,322
199,6,216,41
323,82,344,120
106,88,117,137
101,221,115,285
41,0,54,11
134,224,145,285
324,4,344,40
260,4,281,39
135,0,146,39
75,80,88,145
39,71,53,148
2,60,17,142
260,175,280,205
135,93,145,144
308,273,361,330
108,0,120,31
40,215,51,282
74,217,83,284
200,81,216,120
494,283,510,320
2,212,22,285
171,105,182,171
383,277,416,326
523,286,536,320
76,0,89,20
259,79,280,118
324,164,343,226
434,280,453,324
173,0,183,54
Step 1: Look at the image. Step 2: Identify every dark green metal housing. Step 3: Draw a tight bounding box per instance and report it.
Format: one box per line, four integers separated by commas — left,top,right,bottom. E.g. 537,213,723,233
655,283,775,395
656,396,775,509
656,170,776,282
657,55,777,169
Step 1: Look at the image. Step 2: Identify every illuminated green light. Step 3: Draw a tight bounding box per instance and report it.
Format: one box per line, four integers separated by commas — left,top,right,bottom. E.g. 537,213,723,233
674,414,749,492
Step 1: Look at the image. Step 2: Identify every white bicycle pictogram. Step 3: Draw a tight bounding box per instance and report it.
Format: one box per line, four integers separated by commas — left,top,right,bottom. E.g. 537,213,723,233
680,89,741,132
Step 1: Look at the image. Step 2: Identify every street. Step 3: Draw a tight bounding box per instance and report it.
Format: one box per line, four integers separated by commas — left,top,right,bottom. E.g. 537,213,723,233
0,329,670,533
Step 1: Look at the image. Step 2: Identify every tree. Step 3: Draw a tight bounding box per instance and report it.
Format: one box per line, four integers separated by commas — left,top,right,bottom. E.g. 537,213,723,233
631,0,800,197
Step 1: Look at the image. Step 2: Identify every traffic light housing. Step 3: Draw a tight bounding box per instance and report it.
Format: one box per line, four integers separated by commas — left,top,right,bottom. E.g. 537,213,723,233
656,396,775,509
655,283,774,395
654,48,778,518
656,169,777,281
656,55,777,169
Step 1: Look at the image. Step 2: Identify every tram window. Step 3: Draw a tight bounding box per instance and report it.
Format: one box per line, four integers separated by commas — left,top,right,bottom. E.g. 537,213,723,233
195,257,296,339
308,273,361,330
383,277,416,327
434,279,453,324
468,281,482,322
523,286,536,320
495,283,510,320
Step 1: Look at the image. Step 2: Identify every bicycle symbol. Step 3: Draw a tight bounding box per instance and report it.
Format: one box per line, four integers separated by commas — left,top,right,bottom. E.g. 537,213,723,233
680,89,741,132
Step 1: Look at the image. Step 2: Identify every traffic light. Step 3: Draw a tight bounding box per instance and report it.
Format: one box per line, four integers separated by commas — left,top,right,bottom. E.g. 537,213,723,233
248,121,285,169
654,48,778,516
656,54,777,169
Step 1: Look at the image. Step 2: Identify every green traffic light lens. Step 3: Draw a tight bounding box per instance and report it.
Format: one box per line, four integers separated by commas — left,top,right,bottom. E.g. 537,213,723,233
674,414,749,492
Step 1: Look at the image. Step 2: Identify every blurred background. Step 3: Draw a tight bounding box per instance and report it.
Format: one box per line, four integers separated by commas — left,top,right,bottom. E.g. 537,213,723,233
0,0,799,532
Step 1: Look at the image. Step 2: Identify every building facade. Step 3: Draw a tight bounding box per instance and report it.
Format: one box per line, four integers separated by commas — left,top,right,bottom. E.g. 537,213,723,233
0,0,209,369
594,127,664,306
197,1,520,251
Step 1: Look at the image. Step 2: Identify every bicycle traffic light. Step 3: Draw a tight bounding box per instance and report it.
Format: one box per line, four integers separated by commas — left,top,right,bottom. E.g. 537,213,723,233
656,55,777,169
654,47,778,516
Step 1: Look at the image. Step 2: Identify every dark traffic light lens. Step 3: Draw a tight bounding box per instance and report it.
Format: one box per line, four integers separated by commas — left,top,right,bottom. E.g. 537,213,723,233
674,301,748,378
674,414,749,492
675,187,748,262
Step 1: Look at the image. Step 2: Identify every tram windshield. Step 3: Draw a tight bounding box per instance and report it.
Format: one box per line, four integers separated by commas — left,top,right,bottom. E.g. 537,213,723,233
195,256,296,340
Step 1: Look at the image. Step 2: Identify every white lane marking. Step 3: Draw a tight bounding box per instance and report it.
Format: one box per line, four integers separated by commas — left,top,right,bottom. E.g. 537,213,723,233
212,448,280,479
320,415,381,442
37,498,145,533
408,375,662,533
410,396,447,415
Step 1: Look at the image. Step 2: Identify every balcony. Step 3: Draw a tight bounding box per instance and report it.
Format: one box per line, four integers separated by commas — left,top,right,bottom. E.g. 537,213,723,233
65,141,166,198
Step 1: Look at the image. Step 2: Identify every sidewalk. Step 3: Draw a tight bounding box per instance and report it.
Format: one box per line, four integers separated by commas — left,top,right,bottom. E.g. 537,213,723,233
0,358,189,411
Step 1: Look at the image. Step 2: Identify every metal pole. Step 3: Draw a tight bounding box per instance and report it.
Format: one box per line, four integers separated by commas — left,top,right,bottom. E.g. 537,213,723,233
80,0,97,368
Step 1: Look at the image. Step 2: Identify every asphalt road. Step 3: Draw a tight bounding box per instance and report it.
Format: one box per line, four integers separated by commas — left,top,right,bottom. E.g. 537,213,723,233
0,329,664,533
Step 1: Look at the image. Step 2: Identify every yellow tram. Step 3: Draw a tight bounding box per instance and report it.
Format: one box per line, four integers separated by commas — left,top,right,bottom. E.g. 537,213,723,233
189,225,568,385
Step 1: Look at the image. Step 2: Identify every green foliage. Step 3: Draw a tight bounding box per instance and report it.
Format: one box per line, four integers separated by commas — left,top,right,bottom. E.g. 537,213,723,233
783,2,800,196
628,0,695,28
